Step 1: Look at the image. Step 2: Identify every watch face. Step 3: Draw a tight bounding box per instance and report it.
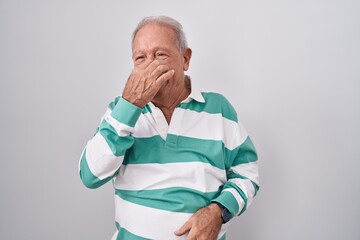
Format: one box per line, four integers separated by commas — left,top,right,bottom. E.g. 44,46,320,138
222,208,232,223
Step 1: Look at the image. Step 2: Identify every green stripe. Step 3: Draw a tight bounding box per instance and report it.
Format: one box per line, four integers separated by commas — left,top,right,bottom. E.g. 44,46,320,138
178,92,238,122
115,222,151,240
219,234,227,240
108,96,121,111
115,187,220,213
142,104,152,114
98,120,134,157
79,149,115,189
211,190,239,218
225,137,258,168
111,97,142,127
124,135,226,170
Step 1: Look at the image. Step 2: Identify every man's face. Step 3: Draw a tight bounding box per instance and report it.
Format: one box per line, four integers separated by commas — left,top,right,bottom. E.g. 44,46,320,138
132,23,191,98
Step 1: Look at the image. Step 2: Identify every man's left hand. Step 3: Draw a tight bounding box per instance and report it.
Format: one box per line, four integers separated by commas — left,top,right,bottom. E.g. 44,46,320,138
174,203,223,240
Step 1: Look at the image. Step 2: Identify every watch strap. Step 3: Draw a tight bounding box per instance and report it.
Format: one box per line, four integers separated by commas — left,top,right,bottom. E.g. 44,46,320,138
213,202,232,223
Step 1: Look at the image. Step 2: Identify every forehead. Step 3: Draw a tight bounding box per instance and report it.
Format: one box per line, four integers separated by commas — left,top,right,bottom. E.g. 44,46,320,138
132,23,178,52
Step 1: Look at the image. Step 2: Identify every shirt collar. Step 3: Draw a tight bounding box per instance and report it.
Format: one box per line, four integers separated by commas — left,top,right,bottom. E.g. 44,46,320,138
148,76,205,109
181,78,206,103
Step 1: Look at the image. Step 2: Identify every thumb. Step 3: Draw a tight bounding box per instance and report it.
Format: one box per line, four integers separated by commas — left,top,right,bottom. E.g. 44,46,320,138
174,218,192,236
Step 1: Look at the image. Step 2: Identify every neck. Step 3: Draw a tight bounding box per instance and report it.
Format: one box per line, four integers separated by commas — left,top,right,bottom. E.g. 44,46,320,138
152,75,191,123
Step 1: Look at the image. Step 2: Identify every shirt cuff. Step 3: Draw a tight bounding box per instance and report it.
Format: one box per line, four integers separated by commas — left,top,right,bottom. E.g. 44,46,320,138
110,97,142,127
211,190,244,217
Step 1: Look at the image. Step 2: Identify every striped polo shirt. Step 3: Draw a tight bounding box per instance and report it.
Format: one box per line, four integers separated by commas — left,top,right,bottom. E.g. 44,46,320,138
79,86,259,240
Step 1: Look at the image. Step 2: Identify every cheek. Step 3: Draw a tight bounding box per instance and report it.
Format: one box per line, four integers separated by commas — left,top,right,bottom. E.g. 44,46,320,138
167,56,184,69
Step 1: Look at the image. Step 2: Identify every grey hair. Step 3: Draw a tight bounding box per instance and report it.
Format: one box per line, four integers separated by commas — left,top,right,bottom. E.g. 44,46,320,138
132,16,188,52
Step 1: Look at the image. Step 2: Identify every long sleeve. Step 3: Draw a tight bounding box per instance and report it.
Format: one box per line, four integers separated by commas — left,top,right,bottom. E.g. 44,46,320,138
212,119,259,218
79,97,142,189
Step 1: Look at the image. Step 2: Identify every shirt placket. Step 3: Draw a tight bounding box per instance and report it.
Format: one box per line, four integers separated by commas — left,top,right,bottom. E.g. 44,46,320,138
149,104,169,141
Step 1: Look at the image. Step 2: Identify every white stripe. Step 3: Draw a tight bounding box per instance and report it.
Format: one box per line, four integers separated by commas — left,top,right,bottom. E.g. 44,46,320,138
169,108,248,150
114,162,227,193
115,195,192,239
230,161,259,185
105,115,134,137
132,112,161,138
85,133,123,180
228,178,256,207
114,196,228,239
222,188,245,215
233,121,249,148
150,104,169,140
100,107,112,123
110,230,118,240
78,147,86,172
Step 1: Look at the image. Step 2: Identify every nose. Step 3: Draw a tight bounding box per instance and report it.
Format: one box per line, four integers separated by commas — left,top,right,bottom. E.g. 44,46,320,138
147,53,155,61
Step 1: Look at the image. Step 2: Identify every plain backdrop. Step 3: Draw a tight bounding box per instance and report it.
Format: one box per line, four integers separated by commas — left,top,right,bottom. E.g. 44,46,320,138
1,0,359,239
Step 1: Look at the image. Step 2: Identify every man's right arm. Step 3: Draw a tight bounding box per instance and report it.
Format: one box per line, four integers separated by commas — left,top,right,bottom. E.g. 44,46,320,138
79,59,173,189
79,97,142,189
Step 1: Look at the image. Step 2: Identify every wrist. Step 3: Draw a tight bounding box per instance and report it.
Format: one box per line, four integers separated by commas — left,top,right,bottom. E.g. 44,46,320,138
212,202,232,224
122,94,147,108
209,203,222,215
208,203,222,225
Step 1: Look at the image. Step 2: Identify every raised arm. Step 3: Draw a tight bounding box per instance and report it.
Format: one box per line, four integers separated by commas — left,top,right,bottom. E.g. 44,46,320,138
79,59,174,189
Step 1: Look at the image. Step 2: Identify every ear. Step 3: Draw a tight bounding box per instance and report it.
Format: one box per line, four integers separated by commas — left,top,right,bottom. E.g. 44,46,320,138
182,48,192,71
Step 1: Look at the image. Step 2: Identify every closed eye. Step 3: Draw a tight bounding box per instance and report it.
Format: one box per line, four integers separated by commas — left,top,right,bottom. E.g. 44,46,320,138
134,55,145,64
156,52,168,59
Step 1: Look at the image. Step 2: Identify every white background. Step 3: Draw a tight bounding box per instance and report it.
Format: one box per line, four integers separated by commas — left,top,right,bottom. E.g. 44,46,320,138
1,0,359,239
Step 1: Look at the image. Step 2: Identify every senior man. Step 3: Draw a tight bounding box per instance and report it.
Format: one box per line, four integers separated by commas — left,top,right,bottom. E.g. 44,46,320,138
79,16,259,240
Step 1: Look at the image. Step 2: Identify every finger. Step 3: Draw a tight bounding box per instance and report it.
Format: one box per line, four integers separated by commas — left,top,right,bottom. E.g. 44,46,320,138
155,69,175,87
174,218,192,236
186,229,197,240
130,60,159,80
137,58,156,69
151,64,170,79
143,59,162,72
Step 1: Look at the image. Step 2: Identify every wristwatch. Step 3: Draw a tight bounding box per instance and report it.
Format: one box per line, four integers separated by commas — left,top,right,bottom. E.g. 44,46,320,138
214,202,232,223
